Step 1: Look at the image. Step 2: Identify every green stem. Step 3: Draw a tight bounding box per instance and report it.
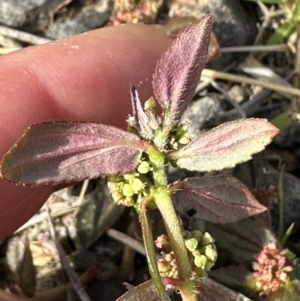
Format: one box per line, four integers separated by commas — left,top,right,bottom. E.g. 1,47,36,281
147,146,197,301
278,163,285,241
139,198,171,301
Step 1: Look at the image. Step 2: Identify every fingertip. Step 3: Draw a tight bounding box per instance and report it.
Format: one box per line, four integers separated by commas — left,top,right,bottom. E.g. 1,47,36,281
0,24,170,239
0,23,170,154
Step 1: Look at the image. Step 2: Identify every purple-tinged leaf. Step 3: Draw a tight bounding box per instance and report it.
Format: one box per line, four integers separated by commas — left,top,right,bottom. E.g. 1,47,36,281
164,17,220,62
207,217,277,264
1,121,147,185
172,176,266,224
170,118,279,172
152,15,213,133
130,85,154,140
200,275,249,301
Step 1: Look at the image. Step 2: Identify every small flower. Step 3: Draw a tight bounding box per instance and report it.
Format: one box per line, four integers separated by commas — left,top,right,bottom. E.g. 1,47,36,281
157,252,179,279
155,235,173,256
201,232,215,246
137,161,150,174
194,254,207,269
252,243,293,295
185,238,198,252
203,244,217,262
183,230,217,276
155,234,170,250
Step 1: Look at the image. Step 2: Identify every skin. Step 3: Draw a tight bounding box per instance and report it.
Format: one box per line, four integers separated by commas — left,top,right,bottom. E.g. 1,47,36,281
0,24,171,239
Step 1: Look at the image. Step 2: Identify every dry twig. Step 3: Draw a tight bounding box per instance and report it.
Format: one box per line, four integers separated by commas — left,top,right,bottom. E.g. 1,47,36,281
46,204,92,301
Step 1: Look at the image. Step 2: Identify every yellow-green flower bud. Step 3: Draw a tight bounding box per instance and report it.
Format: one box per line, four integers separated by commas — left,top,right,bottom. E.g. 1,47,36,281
123,173,136,181
194,254,207,269
185,238,198,252
191,230,203,243
122,184,134,197
132,178,144,193
174,124,190,144
144,97,156,110
137,161,150,174
178,134,190,145
201,232,215,246
148,145,165,162
204,244,217,262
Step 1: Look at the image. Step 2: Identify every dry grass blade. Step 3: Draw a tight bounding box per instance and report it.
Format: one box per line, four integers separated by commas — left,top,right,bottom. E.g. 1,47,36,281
202,69,300,97
46,204,92,301
0,25,52,44
0,47,20,54
220,44,287,53
107,228,146,256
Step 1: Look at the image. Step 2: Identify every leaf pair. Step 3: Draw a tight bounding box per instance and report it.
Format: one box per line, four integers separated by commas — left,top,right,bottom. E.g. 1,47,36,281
0,15,278,191
0,15,213,185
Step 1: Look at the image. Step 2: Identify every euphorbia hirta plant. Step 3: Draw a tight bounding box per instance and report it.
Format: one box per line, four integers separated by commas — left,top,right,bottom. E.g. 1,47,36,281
1,15,278,301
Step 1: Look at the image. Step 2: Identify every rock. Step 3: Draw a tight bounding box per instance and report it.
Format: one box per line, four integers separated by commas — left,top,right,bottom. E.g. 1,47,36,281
273,123,300,149
0,0,68,31
227,85,245,104
180,95,222,139
45,3,110,39
167,0,257,69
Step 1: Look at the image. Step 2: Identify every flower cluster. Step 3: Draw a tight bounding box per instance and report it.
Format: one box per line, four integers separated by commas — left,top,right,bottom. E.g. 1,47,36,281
155,235,179,280
107,161,152,206
252,243,293,295
155,230,217,281
168,124,191,151
184,230,217,277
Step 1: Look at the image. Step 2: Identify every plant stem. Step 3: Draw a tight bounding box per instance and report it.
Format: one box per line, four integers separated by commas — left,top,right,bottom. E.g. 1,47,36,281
139,199,171,301
147,146,197,301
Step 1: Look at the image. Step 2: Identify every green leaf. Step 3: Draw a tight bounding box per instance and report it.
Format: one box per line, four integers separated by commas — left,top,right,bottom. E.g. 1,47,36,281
170,118,278,173
278,163,285,241
271,111,293,131
280,223,294,246
292,0,300,19
267,21,295,45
